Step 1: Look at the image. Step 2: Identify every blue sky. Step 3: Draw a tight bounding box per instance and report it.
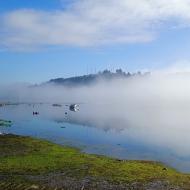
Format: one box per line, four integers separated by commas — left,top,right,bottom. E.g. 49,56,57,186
1,0,190,84
0,0,61,11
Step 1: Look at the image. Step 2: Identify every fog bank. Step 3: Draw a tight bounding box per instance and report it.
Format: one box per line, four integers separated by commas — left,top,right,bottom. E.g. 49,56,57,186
1,73,190,157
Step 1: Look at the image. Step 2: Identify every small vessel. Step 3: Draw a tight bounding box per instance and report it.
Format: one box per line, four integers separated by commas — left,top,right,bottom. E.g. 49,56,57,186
69,104,79,112
33,112,39,115
52,104,62,107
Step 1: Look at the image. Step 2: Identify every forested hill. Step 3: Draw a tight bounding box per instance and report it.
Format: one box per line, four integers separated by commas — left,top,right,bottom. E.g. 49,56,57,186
47,69,150,86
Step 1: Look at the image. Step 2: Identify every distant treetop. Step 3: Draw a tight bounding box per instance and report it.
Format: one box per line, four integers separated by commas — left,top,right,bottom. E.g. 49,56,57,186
48,69,150,86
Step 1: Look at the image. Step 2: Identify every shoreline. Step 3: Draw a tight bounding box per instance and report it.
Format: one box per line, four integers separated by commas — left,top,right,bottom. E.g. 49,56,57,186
0,134,190,190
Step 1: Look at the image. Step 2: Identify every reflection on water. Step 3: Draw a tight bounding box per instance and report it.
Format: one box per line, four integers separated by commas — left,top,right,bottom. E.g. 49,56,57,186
0,103,190,173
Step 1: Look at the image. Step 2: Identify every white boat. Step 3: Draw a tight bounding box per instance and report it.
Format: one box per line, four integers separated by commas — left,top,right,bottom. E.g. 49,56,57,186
69,104,79,112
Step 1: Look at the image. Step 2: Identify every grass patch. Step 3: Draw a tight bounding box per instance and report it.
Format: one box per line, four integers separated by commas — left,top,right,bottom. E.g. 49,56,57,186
0,134,190,189
0,120,12,127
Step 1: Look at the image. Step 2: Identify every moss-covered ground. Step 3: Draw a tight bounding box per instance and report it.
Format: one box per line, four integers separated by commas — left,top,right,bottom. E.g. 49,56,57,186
0,134,190,190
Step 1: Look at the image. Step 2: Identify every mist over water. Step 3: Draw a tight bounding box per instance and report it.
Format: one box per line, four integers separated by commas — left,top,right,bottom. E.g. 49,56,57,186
1,73,190,172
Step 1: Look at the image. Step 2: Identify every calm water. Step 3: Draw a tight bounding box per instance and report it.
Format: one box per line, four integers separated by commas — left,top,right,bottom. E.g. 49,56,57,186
0,103,190,173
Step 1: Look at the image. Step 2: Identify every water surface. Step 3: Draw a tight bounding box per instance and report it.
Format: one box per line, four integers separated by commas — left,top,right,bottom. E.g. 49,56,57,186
0,103,190,173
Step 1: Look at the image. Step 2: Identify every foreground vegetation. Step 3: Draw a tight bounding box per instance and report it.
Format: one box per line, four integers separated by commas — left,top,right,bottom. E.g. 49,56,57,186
0,134,190,190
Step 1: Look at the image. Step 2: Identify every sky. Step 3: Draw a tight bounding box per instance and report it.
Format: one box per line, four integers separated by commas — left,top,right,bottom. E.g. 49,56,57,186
1,0,190,84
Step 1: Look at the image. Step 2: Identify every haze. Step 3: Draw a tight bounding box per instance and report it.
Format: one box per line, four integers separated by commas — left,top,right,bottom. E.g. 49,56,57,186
1,73,190,158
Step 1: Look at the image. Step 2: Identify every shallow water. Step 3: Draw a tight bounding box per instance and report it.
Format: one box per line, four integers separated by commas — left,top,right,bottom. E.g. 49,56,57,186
0,103,190,173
